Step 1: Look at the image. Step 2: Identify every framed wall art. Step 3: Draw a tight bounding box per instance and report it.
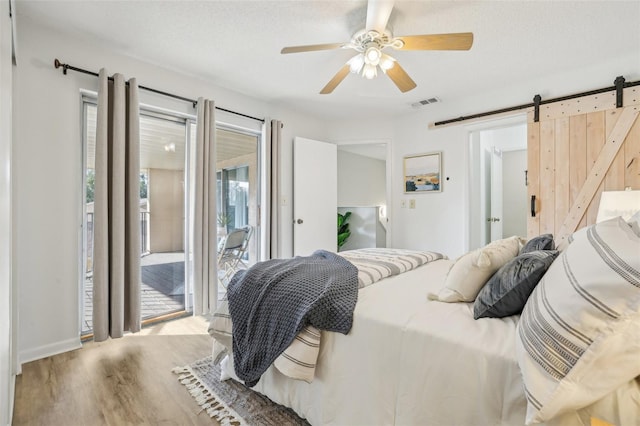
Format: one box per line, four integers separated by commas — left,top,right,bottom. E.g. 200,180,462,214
403,151,442,193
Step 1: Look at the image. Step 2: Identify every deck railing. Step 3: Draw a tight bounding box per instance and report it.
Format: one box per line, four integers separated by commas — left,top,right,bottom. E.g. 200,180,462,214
85,211,150,274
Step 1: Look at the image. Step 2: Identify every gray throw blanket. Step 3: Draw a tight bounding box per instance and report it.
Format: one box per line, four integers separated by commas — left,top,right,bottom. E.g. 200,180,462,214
227,250,358,387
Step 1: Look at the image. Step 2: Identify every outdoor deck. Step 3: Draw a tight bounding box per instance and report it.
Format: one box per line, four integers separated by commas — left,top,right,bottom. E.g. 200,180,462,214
82,252,228,335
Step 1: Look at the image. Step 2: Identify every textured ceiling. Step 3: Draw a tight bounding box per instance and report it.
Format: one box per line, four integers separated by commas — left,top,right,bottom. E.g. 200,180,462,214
16,0,640,120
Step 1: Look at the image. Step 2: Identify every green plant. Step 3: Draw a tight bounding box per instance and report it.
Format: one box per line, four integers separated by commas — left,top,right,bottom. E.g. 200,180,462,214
337,211,351,248
217,213,230,228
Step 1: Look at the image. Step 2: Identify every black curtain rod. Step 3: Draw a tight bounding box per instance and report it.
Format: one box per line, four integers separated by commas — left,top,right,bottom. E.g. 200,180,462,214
434,76,640,127
54,59,265,123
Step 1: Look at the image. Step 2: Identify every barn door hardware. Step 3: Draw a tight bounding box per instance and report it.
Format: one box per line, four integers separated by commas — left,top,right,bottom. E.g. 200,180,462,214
530,195,536,217
615,76,625,108
433,76,640,127
533,94,541,122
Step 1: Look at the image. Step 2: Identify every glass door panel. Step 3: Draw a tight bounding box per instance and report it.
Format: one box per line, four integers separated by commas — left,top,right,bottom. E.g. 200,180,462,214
216,128,260,297
83,103,191,335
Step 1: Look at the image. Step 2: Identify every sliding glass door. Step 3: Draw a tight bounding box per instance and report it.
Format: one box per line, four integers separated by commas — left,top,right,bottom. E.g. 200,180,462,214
82,101,194,335
215,128,260,297
81,101,263,334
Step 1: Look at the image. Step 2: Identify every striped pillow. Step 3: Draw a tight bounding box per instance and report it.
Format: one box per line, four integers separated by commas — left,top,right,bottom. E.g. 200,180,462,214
208,299,321,382
515,217,640,423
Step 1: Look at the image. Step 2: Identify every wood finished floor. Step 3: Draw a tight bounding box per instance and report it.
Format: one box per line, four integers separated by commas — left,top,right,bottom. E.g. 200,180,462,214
13,315,218,426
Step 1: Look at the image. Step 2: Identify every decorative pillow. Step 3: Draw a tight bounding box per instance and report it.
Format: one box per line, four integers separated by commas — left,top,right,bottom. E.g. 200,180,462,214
520,233,555,254
628,210,640,236
208,299,321,383
473,250,558,319
208,299,233,351
515,216,640,423
428,236,522,302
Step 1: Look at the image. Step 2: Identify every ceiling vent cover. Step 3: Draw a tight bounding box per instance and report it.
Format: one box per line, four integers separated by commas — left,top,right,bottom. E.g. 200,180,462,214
411,97,440,108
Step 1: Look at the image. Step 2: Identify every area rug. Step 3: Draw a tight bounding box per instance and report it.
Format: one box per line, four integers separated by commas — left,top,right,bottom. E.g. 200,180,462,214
172,355,309,426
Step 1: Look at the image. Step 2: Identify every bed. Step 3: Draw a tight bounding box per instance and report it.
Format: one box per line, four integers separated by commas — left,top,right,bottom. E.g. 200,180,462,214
209,217,640,426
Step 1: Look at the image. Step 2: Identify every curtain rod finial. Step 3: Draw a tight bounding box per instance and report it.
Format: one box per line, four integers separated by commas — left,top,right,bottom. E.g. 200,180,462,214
54,59,68,75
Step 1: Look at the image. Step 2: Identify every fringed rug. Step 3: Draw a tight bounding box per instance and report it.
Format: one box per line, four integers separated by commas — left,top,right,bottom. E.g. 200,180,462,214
172,355,310,426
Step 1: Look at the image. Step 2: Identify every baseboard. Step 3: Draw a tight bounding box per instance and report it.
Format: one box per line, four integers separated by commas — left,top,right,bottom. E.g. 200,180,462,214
19,337,81,366
7,373,15,426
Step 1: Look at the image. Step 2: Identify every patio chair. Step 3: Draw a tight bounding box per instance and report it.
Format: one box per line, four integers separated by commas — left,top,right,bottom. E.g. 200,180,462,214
217,225,253,288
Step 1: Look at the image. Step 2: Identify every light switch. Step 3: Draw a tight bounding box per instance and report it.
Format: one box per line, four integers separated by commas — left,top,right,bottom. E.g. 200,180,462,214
409,199,416,209
401,200,406,208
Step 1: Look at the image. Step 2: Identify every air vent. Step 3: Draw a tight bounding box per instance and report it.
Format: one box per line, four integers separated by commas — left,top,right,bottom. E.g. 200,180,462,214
411,97,441,108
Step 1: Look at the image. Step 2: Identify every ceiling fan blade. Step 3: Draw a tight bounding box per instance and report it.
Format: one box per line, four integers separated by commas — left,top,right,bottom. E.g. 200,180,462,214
365,0,394,33
385,62,417,93
395,32,474,51
281,43,348,54
320,64,351,94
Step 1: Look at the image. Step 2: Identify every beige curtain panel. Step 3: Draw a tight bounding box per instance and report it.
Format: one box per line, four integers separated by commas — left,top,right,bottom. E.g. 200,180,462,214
269,120,282,259
193,98,218,315
93,69,141,342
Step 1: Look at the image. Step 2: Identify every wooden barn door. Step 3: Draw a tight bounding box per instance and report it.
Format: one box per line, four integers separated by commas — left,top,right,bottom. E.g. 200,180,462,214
527,87,640,243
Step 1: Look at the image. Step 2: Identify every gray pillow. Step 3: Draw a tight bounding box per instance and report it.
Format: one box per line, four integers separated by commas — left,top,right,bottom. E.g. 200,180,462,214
473,250,559,319
520,234,555,254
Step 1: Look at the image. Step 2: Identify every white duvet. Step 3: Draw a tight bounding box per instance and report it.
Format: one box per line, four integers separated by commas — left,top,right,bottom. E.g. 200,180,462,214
222,259,640,426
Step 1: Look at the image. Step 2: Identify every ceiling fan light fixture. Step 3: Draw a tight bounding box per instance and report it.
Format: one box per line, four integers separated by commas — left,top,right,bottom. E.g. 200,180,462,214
379,53,396,71
362,63,377,79
364,46,382,65
281,0,473,94
348,53,365,74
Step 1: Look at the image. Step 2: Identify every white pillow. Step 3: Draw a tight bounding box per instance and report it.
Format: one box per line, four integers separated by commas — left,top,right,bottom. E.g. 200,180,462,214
628,210,640,236
428,236,522,302
516,216,640,424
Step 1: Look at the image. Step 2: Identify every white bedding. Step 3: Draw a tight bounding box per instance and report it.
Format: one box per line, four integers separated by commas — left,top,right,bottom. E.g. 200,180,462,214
222,259,640,425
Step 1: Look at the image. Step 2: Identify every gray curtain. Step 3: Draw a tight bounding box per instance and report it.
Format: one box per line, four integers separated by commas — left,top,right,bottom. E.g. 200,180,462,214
268,120,282,259
193,98,218,314
93,69,141,342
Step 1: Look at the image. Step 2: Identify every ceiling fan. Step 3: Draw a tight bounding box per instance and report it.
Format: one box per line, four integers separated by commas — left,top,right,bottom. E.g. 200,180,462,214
281,0,473,94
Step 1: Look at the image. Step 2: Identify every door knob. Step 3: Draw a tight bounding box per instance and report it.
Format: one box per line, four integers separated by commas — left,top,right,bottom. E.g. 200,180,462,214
296,219,304,224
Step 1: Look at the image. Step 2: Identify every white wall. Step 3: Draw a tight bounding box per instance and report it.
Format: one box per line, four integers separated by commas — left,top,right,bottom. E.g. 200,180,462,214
502,150,527,238
393,116,469,257
1,1,15,423
12,16,329,363
337,150,385,207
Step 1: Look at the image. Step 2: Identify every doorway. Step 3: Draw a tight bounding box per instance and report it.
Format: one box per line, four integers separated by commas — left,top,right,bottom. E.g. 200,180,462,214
82,102,262,335
468,118,527,249
82,102,194,334
337,140,391,251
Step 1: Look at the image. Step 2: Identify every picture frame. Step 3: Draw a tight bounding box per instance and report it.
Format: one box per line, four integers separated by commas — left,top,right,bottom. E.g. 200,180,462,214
403,151,442,193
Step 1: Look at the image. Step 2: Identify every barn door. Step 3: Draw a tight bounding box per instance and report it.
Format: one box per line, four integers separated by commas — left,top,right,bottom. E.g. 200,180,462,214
527,87,640,243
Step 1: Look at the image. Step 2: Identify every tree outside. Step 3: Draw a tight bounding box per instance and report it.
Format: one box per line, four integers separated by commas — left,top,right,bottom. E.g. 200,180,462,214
86,169,148,203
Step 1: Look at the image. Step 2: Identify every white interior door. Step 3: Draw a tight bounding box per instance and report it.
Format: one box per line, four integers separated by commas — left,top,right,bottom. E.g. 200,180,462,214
293,137,337,256
490,147,503,241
